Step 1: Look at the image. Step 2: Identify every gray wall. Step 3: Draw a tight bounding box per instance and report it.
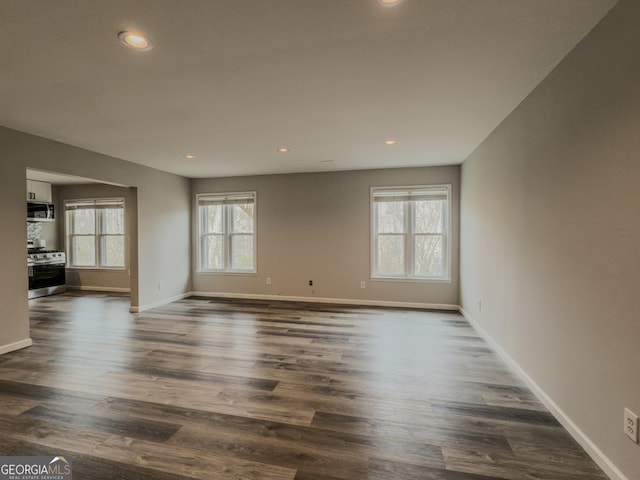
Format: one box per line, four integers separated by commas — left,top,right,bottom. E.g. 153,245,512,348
460,1,640,478
192,166,460,306
1,126,191,352
55,183,135,291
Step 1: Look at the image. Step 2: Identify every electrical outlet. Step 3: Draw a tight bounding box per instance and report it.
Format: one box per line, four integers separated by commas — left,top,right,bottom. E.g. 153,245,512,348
360,281,366,289
309,280,313,286
266,277,272,285
624,408,639,443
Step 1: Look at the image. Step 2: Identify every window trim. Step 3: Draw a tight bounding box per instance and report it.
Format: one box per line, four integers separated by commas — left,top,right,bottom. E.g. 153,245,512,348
370,184,451,283
196,191,257,274
64,197,126,271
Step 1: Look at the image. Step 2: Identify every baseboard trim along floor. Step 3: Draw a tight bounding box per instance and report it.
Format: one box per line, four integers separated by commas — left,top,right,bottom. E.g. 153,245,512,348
67,286,131,293
460,307,628,480
0,338,33,355
190,291,459,312
129,292,192,313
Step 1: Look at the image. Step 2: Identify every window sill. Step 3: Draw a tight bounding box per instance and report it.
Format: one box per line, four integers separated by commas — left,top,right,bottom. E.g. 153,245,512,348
66,267,127,272
371,275,452,284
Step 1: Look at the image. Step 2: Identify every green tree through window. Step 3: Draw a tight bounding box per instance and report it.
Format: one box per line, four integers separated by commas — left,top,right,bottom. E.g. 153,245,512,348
198,192,256,272
65,198,125,269
372,186,450,280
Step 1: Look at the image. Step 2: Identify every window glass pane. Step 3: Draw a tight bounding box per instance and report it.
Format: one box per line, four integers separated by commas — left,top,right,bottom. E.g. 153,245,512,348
376,202,405,233
231,235,254,270
72,209,95,235
414,200,444,234
204,234,224,270
66,202,126,269
198,194,256,272
205,205,224,233
376,235,405,275
104,208,124,234
73,236,96,267
231,203,254,233
103,235,125,267
415,234,444,277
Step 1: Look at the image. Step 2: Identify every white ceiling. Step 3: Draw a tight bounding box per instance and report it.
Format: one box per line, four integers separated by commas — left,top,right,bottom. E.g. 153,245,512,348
1,0,616,178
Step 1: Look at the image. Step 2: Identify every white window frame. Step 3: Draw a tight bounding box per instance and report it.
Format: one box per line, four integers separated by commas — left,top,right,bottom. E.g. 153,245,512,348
197,191,257,274
370,185,451,282
65,198,126,270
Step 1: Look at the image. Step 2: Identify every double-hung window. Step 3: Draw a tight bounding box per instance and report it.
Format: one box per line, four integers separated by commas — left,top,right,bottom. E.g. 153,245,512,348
65,198,126,269
197,192,256,273
371,185,450,281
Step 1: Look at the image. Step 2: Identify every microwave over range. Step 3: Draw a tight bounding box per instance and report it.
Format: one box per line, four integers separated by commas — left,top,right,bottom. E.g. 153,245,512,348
27,202,55,222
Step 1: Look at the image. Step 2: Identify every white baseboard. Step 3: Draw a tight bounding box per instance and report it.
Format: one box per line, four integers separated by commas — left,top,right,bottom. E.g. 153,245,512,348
0,338,33,355
189,291,459,311
459,307,628,480
130,292,192,313
67,285,131,293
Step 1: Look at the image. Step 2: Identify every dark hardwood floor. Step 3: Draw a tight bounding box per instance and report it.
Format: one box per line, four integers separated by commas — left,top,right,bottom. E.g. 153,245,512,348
0,292,607,479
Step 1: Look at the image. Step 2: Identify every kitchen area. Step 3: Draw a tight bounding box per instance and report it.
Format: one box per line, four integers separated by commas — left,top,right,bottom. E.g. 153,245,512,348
27,179,66,299
26,170,133,300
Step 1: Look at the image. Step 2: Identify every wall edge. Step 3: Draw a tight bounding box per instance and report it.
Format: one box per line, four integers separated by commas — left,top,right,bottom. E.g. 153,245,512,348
459,307,629,480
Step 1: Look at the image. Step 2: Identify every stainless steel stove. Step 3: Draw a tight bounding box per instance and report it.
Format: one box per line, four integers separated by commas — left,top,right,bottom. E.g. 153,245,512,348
28,249,66,265
28,247,66,299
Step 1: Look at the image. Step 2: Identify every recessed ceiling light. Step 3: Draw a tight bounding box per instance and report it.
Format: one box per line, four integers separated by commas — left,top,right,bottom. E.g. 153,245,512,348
118,31,152,51
185,155,196,159
319,160,334,164
384,140,397,145
379,0,402,6
277,147,289,153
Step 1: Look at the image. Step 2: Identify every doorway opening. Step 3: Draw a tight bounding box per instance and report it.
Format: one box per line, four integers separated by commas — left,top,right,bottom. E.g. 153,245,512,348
26,168,138,308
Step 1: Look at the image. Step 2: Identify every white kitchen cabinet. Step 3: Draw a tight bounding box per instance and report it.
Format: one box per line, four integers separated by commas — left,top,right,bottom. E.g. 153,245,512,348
26,180,52,203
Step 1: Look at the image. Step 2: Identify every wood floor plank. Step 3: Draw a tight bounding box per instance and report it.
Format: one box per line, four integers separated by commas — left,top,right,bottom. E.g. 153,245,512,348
93,435,296,480
0,378,105,405
0,437,198,480
310,411,514,453
430,400,560,427
0,292,609,479
20,404,182,443
442,446,608,480
367,457,508,480
168,423,371,480
90,396,444,474
0,412,115,454
0,392,40,415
